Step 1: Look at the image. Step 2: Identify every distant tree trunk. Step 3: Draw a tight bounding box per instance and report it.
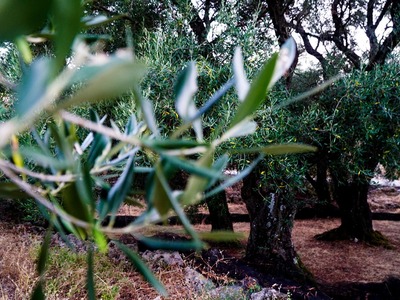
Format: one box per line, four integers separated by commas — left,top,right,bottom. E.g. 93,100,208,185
241,167,312,282
335,181,373,239
205,189,233,231
316,174,389,246
306,157,331,204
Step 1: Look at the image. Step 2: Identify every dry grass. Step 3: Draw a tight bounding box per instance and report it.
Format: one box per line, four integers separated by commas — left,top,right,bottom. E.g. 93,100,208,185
0,221,41,300
0,219,215,300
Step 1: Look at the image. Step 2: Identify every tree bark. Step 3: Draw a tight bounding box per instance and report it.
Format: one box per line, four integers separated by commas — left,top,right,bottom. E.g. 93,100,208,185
205,189,233,231
305,156,331,205
315,181,374,242
333,180,374,240
316,175,389,246
241,167,312,282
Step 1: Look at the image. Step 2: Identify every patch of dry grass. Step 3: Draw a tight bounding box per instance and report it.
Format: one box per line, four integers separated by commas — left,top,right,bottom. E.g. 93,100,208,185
0,219,212,299
0,222,41,300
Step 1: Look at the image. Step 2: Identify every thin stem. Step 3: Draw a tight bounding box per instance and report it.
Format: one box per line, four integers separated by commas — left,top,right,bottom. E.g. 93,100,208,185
59,110,143,146
0,164,91,229
0,159,75,182
0,162,152,236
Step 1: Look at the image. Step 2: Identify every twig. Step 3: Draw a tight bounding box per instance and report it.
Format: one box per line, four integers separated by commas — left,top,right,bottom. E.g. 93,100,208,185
0,72,16,91
0,164,91,229
0,160,158,236
0,159,75,182
59,110,143,146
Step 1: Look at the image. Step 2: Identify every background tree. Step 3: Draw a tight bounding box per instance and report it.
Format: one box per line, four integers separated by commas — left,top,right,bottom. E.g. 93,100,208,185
287,0,400,242
238,0,400,244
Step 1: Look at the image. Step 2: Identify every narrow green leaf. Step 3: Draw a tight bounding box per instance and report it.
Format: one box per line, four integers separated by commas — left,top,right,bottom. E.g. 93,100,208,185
232,143,317,155
261,143,317,155
51,0,82,70
205,155,264,198
60,57,146,109
30,283,45,300
155,164,201,240
179,150,214,206
49,215,75,250
132,86,160,136
39,201,75,250
49,122,75,163
19,147,71,170
219,118,257,142
31,127,53,158
161,154,223,181
87,132,110,169
16,58,53,117
268,38,297,89
0,182,30,199
86,109,110,169
75,163,94,209
273,74,342,109
146,167,172,217
62,183,91,239
37,227,52,275
175,62,198,120
137,236,201,251
206,154,230,190
146,139,206,150
229,53,278,128
86,246,96,300
115,241,168,296
174,62,203,140
198,231,245,242
124,114,138,136
190,78,235,121
107,154,136,214
93,227,108,253
15,37,32,63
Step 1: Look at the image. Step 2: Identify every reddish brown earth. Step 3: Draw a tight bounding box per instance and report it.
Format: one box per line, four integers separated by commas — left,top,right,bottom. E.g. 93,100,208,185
1,185,400,299
119,184,400,298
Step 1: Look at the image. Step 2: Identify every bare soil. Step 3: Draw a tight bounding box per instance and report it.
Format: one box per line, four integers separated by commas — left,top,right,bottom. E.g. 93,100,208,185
1,185,400,299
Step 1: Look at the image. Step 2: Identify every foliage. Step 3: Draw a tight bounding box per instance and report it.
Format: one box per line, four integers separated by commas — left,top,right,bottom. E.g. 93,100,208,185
288,64,400,181
0,1,314,298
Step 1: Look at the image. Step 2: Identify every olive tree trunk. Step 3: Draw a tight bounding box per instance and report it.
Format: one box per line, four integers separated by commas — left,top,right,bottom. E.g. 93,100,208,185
316,180,375,240
241,168,312,281
205,189,233,231
316,175,389,246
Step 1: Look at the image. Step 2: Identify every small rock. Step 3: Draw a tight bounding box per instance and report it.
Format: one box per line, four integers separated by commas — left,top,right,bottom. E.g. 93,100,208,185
208,285,245,299
185,267,215,292
251,288,287,300
142,250,185,268
50,233,90,252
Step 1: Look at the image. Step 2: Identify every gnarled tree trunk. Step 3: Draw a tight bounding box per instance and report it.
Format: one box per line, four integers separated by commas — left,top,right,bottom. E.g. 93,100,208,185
241,167,312,282
316,175,389,246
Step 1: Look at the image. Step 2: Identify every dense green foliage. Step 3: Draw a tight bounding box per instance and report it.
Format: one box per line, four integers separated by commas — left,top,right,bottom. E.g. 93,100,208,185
297,64,400,180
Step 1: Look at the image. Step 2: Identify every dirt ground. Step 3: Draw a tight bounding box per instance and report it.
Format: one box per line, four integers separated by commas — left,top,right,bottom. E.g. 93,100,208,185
1,185,400,299
120,184,400,297
229,186,400,285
